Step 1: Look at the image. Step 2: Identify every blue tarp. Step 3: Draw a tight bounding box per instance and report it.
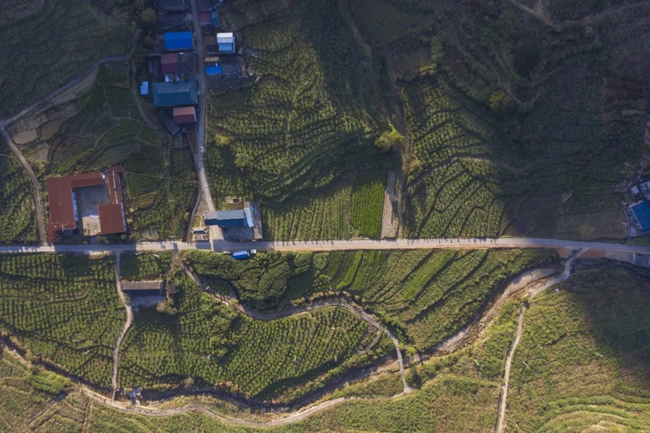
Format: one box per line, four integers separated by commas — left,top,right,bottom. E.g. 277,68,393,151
206,65,222,75
165,31,193,51
140,81,149,96
632,201,650,231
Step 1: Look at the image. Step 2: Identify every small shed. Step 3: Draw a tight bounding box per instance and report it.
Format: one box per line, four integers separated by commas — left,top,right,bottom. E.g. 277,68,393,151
195,0,213,11
140,81,149,96
216,33,235,53
152,81,198,107
173,106,197,124
206,64,223,75
161,53,179,75
165,31,193,51
205,209,246,227
121,280,164,296
211,10,220,27
198,11,211,26
631,201,650,231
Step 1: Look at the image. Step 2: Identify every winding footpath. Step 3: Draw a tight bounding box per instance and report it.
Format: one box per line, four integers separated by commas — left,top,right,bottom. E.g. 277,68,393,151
111,253,133,401
496,249,586,433
0,122,47,245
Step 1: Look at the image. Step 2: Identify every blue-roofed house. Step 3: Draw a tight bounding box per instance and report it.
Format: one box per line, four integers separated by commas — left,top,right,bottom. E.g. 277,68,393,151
165,31,193,51
152,81,198,107
206,64,222,75
205,210,246,227
631,201,650,231
216,33,235,54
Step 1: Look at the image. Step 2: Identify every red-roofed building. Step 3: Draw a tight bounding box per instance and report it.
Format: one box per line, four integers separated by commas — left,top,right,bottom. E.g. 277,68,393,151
198,11,211,26
161,53,178,75
173,106,197,124
46,166,126,242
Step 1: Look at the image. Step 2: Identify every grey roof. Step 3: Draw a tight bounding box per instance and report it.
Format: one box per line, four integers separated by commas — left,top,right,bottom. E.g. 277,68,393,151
216,209,245,220
122,281,163,291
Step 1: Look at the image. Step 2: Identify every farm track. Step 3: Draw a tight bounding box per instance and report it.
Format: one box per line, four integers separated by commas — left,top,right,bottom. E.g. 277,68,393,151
112,253,133,401
496,249,586,433
0,123,47,245
189,0,216,214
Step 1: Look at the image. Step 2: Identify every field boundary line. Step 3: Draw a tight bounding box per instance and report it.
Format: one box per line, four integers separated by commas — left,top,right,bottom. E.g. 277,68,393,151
112,252,133,400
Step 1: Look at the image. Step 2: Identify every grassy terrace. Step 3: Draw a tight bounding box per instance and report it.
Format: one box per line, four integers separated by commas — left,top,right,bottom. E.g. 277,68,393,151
0,0,130,119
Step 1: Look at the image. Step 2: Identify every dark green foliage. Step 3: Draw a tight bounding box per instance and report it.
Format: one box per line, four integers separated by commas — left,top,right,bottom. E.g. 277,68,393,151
0,139,37,244
0,254,124,387
120,252,173,281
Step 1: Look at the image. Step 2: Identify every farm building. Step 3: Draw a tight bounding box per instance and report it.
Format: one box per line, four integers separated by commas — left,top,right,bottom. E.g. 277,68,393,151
161,53,178,75
152,81,198,107
204,201,263,241
198,11,212,26
46,166,126,242
205,209,245,227
121,281,164,297
195,0,214,11
216,33,235,53
173,106,197,124
165,31,193,51
157,0,188,12
631,201,650,231
206,64,223,75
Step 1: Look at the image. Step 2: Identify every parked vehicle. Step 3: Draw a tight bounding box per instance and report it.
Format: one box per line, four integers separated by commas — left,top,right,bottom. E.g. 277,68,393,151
232,249,256,260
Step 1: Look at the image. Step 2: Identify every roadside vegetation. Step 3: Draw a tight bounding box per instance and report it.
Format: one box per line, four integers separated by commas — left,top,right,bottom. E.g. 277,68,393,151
185,249,555,350
0,0,130,119
0,138,38,244
0,253,124,388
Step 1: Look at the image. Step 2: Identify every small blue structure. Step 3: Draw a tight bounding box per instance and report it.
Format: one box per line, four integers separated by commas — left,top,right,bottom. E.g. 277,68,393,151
140,81,149,96
631,201,650,231
211,10,220,27
165,31,193,51
232,251,252,260
206,64,223,75
217,33,235,53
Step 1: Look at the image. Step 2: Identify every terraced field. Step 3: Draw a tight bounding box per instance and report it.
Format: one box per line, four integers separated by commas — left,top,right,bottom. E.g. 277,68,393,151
0,0,129,118
119,271,389,403
185,249,555,350
0,253,124,388
506,267,650,432
0,138,37,244
206,0,397,240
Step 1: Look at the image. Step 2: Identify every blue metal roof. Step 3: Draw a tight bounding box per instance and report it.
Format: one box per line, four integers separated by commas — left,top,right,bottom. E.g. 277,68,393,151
152,81,198,107
165,32,193,51
206,65,222,75
218,43,234,53
632,201,650,231
211,10,220,27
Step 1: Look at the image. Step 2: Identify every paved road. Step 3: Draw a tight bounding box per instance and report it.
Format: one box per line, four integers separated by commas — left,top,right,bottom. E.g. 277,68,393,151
1,237,648,255
0,123,47,245
189,0,216,213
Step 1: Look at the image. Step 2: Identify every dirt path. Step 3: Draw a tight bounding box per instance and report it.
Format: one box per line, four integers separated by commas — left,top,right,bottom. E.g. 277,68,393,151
177,257,411,393
0,122,47,245
112,252,133,400
496,249,586,433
